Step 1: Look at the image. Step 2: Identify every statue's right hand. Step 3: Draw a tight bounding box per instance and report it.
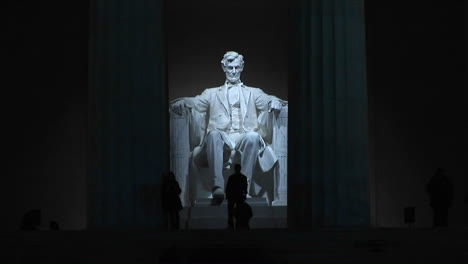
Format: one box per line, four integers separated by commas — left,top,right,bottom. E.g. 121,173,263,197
171,100,186,115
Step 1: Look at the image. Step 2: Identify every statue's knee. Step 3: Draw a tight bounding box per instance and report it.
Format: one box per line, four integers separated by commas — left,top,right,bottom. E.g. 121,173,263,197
206,130,222,141
244,131,260,145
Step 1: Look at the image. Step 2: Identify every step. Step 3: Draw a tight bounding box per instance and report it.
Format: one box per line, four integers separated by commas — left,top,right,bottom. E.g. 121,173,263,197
193,197,269,207
187,216,286,229
181,203,287,229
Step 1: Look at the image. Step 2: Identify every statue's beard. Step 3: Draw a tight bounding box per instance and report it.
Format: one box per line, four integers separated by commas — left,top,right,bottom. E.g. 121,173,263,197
226,74,241,83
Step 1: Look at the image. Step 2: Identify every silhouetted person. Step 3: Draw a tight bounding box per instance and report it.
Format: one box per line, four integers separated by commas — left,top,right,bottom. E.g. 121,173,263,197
225,164,248,229
426,168,453,227
162,171,183,230
235,200,253,229
49,221,60,231
20,209,41,231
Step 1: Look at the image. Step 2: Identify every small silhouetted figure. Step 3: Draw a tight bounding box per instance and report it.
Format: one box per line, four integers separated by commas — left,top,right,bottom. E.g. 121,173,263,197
161,171,183,230
225,164,248,229
20,209,41,231
235,201,253,229
426,168,453,227
49,221,60,231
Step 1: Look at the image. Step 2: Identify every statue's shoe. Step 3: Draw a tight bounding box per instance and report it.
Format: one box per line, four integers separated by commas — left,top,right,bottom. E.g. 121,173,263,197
212,187,225,199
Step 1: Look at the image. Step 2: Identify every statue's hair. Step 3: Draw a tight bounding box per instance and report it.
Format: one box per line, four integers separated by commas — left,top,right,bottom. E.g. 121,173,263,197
221,51,244,67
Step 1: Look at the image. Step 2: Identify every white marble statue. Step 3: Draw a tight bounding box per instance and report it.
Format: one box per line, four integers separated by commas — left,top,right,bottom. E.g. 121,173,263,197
170,51,288,199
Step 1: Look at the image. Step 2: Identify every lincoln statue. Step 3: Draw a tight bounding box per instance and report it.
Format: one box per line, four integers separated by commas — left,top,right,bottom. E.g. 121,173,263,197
170,51,287,199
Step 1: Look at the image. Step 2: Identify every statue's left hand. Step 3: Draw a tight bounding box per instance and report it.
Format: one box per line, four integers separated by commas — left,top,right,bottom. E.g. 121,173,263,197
170,100,187,115
269,100,283,113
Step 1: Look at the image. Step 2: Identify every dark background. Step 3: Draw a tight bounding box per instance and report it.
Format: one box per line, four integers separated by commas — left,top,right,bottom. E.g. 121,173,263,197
167,0,289,101
366,2,468,227
5,0,88,230
3,0,467,230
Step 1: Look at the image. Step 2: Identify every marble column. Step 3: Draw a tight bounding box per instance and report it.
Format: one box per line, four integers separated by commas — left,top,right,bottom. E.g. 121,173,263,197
288,0,370,228
88,0,168,228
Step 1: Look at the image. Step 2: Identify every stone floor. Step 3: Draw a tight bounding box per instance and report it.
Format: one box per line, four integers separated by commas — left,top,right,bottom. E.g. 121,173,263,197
1,228,467,263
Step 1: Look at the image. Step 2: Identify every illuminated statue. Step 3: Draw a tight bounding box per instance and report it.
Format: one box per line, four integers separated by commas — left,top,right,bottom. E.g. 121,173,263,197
170,51,287,200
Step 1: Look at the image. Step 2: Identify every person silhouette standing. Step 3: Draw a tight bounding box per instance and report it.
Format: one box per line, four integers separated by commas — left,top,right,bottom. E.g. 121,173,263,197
20,209,41,231
225,164,248,229
161,171,183,230
426,168,453,227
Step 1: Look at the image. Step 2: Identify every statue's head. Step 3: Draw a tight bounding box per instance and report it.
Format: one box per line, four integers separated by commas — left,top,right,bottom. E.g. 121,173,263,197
221,51,244,84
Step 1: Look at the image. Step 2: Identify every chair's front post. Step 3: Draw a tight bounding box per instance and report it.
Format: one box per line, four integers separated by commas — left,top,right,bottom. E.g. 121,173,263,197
272,106,288,206
170,111,191,207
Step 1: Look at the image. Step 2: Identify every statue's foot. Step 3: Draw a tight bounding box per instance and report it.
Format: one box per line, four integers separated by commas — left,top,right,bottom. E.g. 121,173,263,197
212,187,225,200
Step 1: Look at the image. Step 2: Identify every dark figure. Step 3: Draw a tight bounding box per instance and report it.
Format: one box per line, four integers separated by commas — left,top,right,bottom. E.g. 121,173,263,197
49,221,60,231
225,164,248,229
20,209,41,231
426,168,453,227
161,171,183,230
235,201,253,229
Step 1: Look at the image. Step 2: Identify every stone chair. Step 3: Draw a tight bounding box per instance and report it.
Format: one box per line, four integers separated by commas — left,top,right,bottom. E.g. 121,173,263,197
170,106,288,207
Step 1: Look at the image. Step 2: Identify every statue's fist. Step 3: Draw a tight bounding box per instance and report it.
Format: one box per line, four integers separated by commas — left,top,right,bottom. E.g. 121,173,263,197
269,100,282,113
171,100,186,115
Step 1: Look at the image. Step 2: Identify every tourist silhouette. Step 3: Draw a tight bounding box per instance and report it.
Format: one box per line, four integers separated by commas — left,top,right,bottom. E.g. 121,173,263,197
20,209,41,231
426,168,453,227
225,164,248,229
161,171,183,230
49,221,60,231
235,200,253,229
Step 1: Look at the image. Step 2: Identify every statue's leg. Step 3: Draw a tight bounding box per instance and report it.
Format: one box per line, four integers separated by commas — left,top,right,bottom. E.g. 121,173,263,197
236,131,261,193
205,130,226,191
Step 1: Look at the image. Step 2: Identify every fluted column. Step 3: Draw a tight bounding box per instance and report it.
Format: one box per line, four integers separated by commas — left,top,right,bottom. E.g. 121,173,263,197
288,0,370,227
88,0,168,228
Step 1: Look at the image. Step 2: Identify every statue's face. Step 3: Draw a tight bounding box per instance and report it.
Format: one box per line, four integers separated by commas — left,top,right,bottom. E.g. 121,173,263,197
223,58,244,84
